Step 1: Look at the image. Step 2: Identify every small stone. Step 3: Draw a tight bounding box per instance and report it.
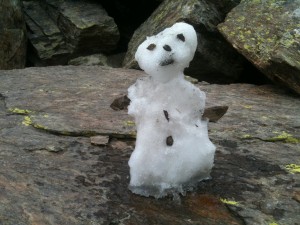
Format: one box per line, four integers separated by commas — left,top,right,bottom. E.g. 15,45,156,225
90,135,109,146
160,58,174,66
163,45,172,51
147,43,156,50
166,136,174,146
202,106,229,122
177,33,185,42
110,95,131,111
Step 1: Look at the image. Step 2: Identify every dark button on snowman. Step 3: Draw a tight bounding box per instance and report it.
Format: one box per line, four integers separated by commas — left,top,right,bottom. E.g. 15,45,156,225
127,22,216,198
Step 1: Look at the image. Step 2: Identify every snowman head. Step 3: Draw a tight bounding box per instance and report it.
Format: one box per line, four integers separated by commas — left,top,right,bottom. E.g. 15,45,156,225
135,22,198,82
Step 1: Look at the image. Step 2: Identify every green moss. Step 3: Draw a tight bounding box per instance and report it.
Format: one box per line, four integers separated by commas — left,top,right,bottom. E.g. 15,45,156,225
9,108,32,115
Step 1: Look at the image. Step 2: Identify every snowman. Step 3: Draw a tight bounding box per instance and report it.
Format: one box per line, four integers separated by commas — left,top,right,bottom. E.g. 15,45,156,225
127,22,216,198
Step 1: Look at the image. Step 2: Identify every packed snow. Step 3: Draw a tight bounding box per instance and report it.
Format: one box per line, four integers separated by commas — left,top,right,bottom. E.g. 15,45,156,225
127,22,216,198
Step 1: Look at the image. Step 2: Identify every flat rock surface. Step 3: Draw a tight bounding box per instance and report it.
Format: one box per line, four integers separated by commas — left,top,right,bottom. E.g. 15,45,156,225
0,66,299,225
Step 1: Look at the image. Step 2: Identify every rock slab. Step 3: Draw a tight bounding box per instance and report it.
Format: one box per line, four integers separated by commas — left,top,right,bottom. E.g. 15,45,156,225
218,0,300,94
0,66,299,224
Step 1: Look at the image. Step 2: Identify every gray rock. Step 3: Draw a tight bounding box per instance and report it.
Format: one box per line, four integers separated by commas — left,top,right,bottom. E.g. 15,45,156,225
0,0,27,69
218,0,300,94
68,53,125,68
0,66,299,224
48,0,120,55
23,1,70,66
68,54,109,66
23,0,120,66
123,0,246,83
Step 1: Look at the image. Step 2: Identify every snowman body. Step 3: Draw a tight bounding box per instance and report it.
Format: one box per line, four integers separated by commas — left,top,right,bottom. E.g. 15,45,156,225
128,23,216,198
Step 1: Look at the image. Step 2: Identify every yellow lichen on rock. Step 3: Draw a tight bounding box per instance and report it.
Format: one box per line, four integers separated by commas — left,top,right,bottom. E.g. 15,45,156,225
268,221,279,225
124,121,135,126
285,164,300,174
220,198,239,206
268,131,300,144
22,116,32,126
9,108,32,115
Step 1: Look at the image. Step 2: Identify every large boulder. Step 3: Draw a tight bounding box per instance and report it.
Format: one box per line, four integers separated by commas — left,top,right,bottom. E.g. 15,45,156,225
0,66,299,224
122,0,248,83
23,1,70,66
48,0,120,55
23,0,120,66
218,0,300,94
0,0,27,69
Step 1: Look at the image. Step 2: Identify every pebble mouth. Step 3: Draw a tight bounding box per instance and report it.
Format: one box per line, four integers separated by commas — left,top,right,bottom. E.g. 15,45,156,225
160,58,174,66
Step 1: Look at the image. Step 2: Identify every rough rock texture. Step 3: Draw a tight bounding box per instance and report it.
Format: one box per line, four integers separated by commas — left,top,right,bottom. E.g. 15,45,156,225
0,66,299,224
53,0,119,55
68,54,109,66
218,0,300,94
0,0,27,69
23,0,119,66
68,53,125,68
122,0,247,83
23,1,70,66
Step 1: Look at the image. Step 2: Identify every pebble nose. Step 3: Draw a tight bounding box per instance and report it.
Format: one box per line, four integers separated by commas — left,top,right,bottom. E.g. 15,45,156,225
163,45,172,52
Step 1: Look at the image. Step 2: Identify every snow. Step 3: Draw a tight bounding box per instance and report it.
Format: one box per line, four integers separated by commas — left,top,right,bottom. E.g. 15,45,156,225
127,22,216,198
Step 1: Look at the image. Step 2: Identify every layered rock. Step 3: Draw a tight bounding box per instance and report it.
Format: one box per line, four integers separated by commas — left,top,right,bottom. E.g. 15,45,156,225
23,1,70,66
23,0,120,66
218,0,300,94
0,66,299,224
0,0,26,69
68,54,109,66
123,0,247,83
68,53,125,68
53,0,120,55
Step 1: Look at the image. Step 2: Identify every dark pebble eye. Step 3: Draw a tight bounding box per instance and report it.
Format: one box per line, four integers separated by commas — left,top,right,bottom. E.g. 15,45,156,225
177,33,185,42
163,45,172,52
147,43,156,50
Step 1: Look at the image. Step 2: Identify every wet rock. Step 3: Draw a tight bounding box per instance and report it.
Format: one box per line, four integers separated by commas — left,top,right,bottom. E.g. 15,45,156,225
218,0,300,94
123,0,246,83
0,66,299,224
0,0,26,69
